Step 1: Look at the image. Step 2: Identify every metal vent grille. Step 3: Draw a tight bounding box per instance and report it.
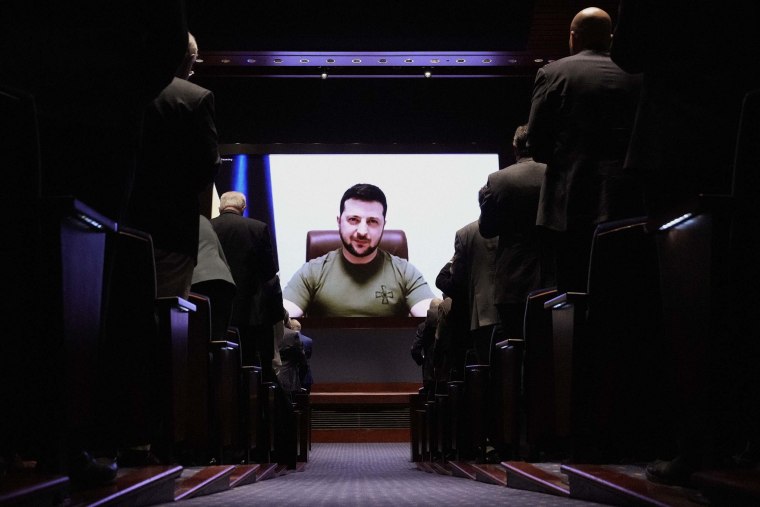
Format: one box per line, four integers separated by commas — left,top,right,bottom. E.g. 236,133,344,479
312,408,409,429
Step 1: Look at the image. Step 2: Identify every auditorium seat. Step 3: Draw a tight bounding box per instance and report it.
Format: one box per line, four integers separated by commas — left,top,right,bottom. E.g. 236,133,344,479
544,217,670,462
489,338,522,460
3,197,116,474
103,227,197,463
521,287,559,459
305,229,408,261
464,364,489,462
186,293,243,465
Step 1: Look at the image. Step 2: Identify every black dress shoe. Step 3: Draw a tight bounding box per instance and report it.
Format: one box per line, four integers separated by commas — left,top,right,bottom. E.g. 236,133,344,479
645,456,698,487
68,451,118,487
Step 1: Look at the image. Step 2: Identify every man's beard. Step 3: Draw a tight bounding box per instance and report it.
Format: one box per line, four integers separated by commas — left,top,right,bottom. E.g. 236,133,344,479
340,234,380,258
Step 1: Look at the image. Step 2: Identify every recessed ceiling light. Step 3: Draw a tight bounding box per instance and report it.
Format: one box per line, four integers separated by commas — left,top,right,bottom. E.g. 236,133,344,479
326,58,335,64
430,59,440,64
221,58,231,64
378,58,387,64
352,59,362,64
404,58,414,63
456,59,466,63
300,59,310,64
424,71,432,78
534,58,544,63
246,58,256,64
274,58,283,64
482,58,492,63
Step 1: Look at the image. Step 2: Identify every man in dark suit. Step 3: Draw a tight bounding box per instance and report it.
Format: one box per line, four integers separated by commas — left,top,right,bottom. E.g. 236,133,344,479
212,191,283,381
128,33,221,299
191,215,236,341
528,7,642,293
449,220,500,364
479,125,549,340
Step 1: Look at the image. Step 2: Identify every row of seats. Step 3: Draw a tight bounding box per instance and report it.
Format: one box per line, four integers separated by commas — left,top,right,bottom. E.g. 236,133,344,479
411,213,704,464
412,90,760,468
2,196,308,479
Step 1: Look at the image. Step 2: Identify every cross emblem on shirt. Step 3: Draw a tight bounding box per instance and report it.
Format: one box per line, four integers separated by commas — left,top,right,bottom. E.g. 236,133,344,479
375,285,394,304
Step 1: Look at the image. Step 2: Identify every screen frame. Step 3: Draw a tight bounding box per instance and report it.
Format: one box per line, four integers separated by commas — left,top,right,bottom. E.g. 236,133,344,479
214,142,510,315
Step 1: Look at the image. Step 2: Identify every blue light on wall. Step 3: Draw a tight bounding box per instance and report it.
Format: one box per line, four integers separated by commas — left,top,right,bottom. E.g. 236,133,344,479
233,154,249,217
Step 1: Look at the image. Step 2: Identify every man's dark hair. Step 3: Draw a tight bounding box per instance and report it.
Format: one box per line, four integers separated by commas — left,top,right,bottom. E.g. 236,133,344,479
340,183,388,217
512,124,529,157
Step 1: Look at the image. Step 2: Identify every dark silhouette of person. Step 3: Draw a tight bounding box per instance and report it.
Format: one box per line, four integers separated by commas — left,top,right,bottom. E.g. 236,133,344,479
479,124,549,340
191,215,236,341
528,7,642,293
0,1,188,485
128,32,221,299
449,221,500,364
212,191,283,382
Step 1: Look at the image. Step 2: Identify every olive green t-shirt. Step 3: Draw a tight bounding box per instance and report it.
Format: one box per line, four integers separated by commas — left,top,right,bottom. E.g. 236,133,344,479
283,248,434,317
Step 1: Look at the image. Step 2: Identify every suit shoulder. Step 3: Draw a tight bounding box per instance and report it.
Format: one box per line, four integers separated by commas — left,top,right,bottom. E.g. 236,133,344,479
157,77,212,104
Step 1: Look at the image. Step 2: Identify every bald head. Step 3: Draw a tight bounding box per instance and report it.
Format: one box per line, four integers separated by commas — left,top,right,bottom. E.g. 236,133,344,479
569,7,612,53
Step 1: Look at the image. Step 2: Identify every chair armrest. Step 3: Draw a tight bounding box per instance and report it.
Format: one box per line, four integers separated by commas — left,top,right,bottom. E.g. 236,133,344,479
544,292,588,310
156,296,196,313
210,340,239,350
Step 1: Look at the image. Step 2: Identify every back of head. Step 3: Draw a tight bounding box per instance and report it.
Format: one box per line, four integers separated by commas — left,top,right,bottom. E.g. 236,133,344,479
340,183,388,217
176,32,198,80
570,7,612,52
219,191,246,213
512,124,529,158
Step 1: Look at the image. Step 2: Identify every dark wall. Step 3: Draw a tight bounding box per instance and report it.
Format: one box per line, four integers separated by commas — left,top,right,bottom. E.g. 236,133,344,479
193,75,535,149
186,0,535,52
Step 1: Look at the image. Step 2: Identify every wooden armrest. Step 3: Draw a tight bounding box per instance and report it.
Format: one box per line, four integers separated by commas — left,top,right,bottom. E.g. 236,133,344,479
210,340,239,350
155,296,196,313
544,292,588,310
495,339,524,349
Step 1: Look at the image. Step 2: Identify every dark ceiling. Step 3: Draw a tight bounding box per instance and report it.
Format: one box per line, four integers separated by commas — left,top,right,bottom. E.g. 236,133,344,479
186,0,621,148
188,0,620,77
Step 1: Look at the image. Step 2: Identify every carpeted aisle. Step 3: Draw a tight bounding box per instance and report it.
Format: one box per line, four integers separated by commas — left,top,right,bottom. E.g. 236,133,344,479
165,443,604,506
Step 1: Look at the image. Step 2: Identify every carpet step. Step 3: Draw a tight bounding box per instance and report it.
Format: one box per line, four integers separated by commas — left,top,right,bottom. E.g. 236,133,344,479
472,464,507,486
502,461,569,497
430,462,453,476
692,468,760,507
561,464,697,507
255,462,279,481
70,465,182,507
0,473,69,507
448,461,478,481
415,462,436,473
173,465,235,501
229,464,260,488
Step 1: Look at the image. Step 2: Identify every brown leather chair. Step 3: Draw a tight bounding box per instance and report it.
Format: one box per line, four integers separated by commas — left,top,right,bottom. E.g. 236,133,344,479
305,229,408,261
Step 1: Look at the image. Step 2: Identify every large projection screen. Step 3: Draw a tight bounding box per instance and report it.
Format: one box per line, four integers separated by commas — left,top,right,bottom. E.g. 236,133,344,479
269,153,500,300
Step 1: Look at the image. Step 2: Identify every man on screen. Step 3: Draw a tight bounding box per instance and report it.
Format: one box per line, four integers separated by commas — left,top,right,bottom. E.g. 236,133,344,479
283,183,434,317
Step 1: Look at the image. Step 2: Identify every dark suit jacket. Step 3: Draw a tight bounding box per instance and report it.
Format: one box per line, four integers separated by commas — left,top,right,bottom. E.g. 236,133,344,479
192,215,235,287
449,221,499,331
479,157,547,305
212,211,282,327
528,49,642,232
129,77,220,259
